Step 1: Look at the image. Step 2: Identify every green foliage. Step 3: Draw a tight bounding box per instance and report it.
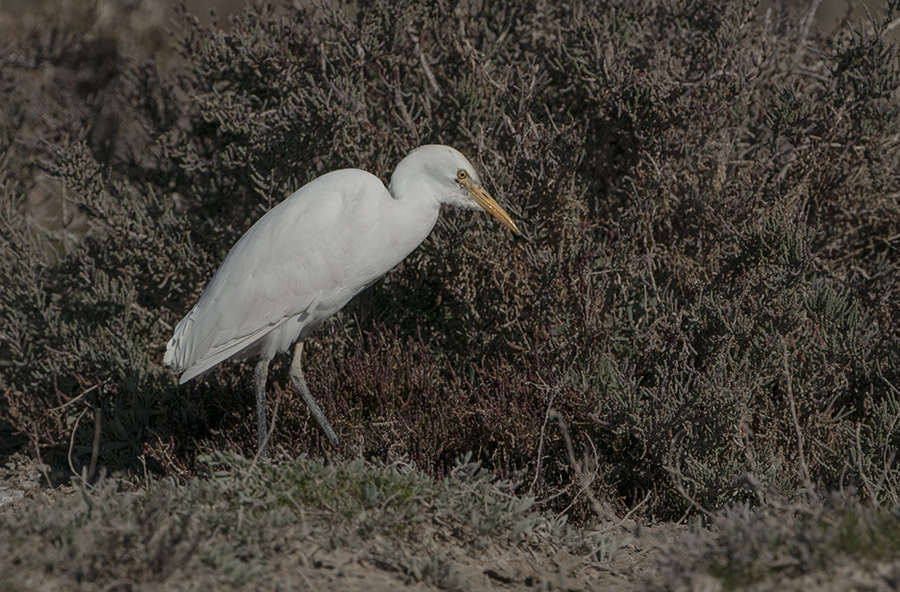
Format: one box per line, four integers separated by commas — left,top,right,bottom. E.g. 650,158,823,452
0,454,618,590
1,0,899,522
651,494,900,590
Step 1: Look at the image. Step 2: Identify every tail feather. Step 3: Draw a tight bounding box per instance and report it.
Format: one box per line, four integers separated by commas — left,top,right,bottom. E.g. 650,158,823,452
164,311,289,384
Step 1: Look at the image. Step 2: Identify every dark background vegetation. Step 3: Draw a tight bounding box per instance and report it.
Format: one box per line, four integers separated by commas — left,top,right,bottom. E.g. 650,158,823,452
1,0,899,523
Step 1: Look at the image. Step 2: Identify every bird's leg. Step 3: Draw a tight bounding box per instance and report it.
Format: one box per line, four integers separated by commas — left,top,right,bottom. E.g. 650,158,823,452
289,341,340,445
254,358,270,459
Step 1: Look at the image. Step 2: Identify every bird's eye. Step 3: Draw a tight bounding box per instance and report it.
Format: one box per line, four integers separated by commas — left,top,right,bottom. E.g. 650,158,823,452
457,169,468,181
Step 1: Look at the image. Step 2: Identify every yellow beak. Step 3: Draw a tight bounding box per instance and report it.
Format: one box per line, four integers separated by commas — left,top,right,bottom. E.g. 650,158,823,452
461,177,520,234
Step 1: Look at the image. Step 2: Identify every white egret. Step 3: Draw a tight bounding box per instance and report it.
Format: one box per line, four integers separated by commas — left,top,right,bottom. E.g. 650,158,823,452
164,145,518,458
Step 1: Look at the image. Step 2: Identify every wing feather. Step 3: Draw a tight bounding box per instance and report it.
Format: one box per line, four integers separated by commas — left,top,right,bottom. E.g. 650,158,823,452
165,169,387,380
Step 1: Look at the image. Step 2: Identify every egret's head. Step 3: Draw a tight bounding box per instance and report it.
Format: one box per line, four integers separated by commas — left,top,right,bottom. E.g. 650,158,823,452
392,145,519,234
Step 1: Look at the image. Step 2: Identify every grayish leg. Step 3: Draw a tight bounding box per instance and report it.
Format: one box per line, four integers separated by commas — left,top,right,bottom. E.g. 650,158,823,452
289,341,339,445
254,358,270,459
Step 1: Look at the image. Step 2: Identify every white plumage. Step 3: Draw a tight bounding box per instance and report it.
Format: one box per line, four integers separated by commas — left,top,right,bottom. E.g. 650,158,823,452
164,145,518,458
